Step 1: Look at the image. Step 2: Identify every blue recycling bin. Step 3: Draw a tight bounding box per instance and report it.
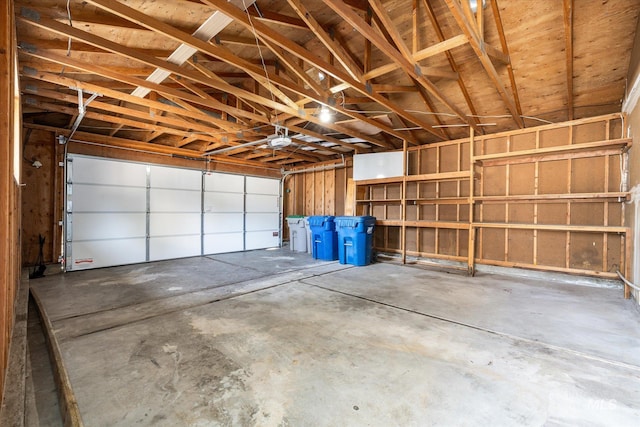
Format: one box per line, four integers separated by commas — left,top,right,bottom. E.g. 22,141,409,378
334,216,376,266
308,215,338,261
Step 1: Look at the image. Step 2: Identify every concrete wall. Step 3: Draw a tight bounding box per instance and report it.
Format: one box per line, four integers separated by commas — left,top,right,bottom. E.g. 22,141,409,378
623,14,640,302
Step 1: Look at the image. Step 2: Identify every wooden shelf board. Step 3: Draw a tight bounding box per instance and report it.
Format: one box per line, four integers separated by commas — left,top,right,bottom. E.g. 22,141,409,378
473,138,631,163
405,171,470,182
473,222,628,233
356,199,403,203
407,197,471,205
475,192,630,203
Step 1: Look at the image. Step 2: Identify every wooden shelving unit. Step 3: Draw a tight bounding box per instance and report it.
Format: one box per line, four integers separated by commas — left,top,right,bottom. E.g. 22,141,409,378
354,114,632,292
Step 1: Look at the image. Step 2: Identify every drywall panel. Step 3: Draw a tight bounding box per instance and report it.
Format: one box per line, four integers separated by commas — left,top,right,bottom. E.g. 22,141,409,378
353,151,404,181
572,157,605,193
72,213,146,241
437,229,458,256
507,229,534,264
538,161,568,194
419,228,436,253
149,235,201,261
70,238,146,270
509,164,535,195
481,228,505,261
203,233,244,254
149,165,201,190
72,185,146,213
536,231,566,267
483,166,506,196
539,127,569,148
569,233,603,271
511,132,536,151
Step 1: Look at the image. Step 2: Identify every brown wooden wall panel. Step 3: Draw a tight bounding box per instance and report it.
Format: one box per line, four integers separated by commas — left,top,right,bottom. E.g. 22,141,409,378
387,205,402,220
314,171,324,214
420,205,436,220
386,226,402,250
507,229,534,264
574,121,606,143
439,144,458,172
539,127,569,148
570,233,603,271
334,168,346,216
483,136,508,155
305,173,314,215
483,165,507,196
406,205,418,221
438,229,458,256
511,132,536,151
406,182,418,199
509,203,534,223
481,204,506,222
536,231,567,268
607,234,623,271
439,205,458,221
460,142,470,171
608,155,623,192
406,227,418,252
324,170,335,215
608,204,622,226
420,228,436,253
537,203,568,224
572,157,605,193
459,230,469,257
509,164,535,195
421,147,437,174
538,160,568,193
420,182,437,198
22,130,57,266
571,203,604,226
439,181,459,197
481,228,506,261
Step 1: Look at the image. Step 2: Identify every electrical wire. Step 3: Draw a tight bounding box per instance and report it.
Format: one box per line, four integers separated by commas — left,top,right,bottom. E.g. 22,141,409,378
60,0,73,76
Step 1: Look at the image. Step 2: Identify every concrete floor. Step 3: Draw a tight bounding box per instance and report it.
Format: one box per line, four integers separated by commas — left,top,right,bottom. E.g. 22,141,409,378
30,249,640,426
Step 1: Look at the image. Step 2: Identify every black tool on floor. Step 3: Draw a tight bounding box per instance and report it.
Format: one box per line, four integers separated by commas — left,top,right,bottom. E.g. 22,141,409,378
29,234,47,279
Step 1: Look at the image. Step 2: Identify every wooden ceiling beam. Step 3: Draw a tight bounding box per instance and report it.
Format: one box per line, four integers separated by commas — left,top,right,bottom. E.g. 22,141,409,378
21,84,234,142
21,70,247,133
325,0,475,131
421,0,480,129
563,0,574,120
17,37,174,57
75,0,399,146
246,7,309,30
286,0,362,80
200,0,446,140
445,0,524,128
18,10,306,116
489,0,522,121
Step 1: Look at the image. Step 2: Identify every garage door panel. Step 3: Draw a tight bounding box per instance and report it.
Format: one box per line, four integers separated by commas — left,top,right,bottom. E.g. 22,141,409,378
246,176,279,195
245,231,279,250
246,213,279,231
204,172,244,192
203,233,244,254
72,185,147,212
246,194,278,212
204,213,243,233
150,189,201,212
71,156,147,187
150,166,201,190
149,235,201,261
203,192,243,213
70,238,146,270
72,213,146,240
150,213,201,236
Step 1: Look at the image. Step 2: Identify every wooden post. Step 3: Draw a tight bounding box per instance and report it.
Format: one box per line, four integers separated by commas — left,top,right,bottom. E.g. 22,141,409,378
468,128,476,276
402,139,408,264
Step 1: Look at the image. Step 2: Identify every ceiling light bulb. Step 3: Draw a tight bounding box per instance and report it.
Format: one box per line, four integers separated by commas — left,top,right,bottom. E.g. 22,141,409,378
320,107,332,123
318,71,325,81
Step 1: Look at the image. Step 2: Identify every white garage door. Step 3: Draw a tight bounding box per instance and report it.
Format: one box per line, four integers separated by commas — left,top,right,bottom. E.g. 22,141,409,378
66,156,147,270
66,155,280,270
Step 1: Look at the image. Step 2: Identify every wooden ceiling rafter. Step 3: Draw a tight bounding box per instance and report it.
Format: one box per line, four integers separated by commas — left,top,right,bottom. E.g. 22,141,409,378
72,0,405,147
444,0,524,128
199,0,448,140
324,0,477,131
489,0,522,120
420,0,480,129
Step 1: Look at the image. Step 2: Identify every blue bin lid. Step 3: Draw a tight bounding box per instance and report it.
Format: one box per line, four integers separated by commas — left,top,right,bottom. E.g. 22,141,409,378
334,216,376,227
308,215,335,226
